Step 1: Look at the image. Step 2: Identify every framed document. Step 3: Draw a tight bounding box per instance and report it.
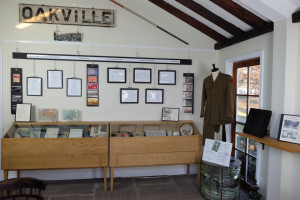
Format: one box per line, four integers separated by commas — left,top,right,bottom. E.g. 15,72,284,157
27,77,42,96
133,68,151,83
107,68,126,83
67,78,82,97
62,109,79,121
47,70,63,89
15,103,31,122
38,109,58,122
278,114,300,144
158,70,176,85
120,88,139,103
162,107,179,122
145,89,163,104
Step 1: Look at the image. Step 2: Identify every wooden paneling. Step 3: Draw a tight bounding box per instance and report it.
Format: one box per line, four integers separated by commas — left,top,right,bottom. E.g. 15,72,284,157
149,0,227,43
175,0,243,37
116,152,196,167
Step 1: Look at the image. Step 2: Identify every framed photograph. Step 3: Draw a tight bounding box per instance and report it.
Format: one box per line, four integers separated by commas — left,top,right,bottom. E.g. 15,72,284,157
62,109,79,121
183,91,193,99
162,107,179,122
133,68,151,83
47,70,63,89
145,89,163,104
67,78,82,97
27,77,42,96
278,114,300,144
15,103,32,122
107,68,126,83
87,98,98,106
120,88,139,103
158,70,176,85
38,109,58,122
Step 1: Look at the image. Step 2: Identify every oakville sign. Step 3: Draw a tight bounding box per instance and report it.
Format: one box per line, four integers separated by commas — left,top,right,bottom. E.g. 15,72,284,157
19,4,114,27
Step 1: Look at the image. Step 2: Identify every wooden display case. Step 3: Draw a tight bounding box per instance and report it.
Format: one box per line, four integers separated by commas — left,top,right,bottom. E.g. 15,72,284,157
1,121,109,191
109,120,203,191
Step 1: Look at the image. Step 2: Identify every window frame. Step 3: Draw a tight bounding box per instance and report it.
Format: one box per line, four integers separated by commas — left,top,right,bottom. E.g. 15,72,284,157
232,58,261,188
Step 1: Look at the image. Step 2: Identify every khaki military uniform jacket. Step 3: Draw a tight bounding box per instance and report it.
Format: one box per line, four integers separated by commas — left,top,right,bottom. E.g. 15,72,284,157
200,72,234,125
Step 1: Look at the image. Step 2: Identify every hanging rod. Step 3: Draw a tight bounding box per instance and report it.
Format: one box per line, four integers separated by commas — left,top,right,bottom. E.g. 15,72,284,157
3,40,217,52
13,52,192,65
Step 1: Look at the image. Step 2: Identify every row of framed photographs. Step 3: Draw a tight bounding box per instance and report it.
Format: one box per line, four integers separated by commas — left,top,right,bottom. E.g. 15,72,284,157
108,68,176,85
121,88,163,104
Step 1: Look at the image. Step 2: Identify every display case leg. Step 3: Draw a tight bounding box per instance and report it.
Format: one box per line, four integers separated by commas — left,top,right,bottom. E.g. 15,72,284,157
197,164,201,185
110,168,114,191
4,170,8,180
17,170,20,179
187,164,190,174
103,167,107,191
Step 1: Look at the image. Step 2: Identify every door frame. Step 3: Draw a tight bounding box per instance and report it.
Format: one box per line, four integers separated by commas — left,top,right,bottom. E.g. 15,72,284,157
0,50,3,180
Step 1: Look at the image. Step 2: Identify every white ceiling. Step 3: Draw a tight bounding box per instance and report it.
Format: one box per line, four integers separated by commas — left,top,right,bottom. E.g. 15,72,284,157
234,0,300,22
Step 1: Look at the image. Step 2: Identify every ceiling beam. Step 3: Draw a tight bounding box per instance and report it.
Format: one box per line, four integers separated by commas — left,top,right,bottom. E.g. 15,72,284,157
209,0,267,29
214,22,273,50
149,0,227,43
175,0,244,37
292,10,300,23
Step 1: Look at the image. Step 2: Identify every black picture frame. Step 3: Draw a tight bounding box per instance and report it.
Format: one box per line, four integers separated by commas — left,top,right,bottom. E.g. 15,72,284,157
107,68,127,83
243,108,272,138
161,107,179,122
145,89,164,104
120,88,139,104
47,70,63,89
158,70,176,85
133,68,152,83
277,114,300,145
27,77,43,96
67,78,82,97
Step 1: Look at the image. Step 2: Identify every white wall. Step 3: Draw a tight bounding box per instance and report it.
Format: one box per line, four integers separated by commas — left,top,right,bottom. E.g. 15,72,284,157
0,50,3,180
0,0,218,179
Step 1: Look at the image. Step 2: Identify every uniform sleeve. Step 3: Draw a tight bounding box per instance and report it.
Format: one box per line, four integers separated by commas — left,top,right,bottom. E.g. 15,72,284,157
200,80,206,118
225,76,234,119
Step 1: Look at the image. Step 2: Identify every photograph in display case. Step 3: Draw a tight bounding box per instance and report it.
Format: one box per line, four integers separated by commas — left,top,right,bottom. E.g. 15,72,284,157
38,108,58,122
278,114,300,144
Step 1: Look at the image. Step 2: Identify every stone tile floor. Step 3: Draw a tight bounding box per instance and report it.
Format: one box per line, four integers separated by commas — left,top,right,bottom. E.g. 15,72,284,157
42,175,248,200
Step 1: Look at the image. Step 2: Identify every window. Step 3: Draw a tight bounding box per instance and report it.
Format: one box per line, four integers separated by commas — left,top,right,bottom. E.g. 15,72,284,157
232,58,260,187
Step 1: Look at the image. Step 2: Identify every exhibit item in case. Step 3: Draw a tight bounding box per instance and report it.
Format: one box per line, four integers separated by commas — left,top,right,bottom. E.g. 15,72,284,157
278,114,300,144
38,109,58,122
180,124,193,135
62,110,79,121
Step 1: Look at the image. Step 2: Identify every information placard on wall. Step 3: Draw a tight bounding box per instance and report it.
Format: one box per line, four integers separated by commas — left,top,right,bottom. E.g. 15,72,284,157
11,68,23,114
